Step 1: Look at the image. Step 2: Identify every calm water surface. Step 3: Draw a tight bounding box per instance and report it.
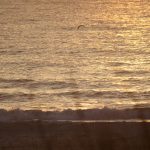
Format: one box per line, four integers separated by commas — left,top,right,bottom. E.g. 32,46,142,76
0,0,150,110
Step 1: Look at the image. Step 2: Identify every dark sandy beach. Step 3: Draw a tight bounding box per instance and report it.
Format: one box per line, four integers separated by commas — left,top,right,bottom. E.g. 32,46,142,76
0,121,150,150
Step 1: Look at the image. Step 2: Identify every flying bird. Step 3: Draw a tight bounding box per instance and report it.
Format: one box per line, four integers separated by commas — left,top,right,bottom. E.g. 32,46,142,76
77,25,85,30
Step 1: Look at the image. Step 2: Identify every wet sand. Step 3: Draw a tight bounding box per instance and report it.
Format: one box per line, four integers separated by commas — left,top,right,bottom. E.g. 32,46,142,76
0,122,150,150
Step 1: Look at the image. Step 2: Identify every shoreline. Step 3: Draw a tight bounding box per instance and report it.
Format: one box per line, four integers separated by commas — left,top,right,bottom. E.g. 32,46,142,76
1,119,150,123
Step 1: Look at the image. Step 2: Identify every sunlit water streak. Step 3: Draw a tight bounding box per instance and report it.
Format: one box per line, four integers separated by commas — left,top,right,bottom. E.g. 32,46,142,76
12,119,150,123
0,0,150,111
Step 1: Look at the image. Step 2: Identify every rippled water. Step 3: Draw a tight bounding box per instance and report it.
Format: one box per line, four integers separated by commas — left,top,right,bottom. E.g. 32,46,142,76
0,0,150,111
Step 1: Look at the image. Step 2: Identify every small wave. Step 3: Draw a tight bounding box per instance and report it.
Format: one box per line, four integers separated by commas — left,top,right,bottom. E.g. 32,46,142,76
0,107,149,122
114,70,150,76
0,92,36,101
0,78,78,89
122,79,150,85
108,62,131,67
0,78,34,83
0,50,24,55
53,90,150,100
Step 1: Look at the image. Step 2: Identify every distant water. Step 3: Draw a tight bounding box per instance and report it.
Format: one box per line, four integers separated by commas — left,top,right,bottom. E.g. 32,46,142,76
0,0,150,111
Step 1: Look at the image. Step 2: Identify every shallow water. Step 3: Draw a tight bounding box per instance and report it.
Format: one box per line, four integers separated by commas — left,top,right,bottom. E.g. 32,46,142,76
0,0,150,111
9,119,150,123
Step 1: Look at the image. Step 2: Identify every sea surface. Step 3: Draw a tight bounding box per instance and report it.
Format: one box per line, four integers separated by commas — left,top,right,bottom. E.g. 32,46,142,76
0,0,150,111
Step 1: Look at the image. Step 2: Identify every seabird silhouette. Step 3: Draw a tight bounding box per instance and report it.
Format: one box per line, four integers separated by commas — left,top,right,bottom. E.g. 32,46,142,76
77,25,85,30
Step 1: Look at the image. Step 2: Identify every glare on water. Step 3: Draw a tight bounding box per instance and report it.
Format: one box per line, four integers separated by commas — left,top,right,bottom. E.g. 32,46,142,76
0,0,150,111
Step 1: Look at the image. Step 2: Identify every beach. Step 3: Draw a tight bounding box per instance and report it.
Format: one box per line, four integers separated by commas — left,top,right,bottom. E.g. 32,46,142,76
0,121,149,150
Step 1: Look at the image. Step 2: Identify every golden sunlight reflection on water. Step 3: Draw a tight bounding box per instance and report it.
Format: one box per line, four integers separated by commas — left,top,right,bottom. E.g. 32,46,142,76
0,0,150,111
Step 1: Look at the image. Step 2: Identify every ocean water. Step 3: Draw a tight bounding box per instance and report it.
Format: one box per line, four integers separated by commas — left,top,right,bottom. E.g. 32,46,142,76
0,0,150,111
